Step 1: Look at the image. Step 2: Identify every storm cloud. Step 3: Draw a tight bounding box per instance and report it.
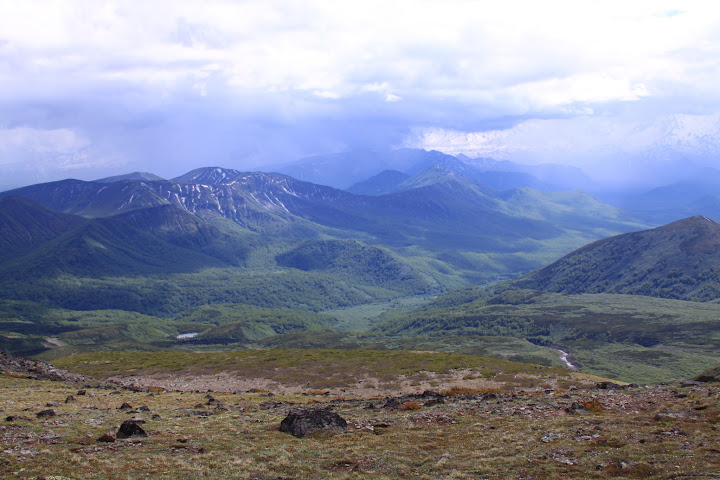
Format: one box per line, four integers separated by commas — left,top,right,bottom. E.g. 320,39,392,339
1,1,720,189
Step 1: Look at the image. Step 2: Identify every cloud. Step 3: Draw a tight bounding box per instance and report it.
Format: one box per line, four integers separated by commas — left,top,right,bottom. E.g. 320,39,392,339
1,1,720,187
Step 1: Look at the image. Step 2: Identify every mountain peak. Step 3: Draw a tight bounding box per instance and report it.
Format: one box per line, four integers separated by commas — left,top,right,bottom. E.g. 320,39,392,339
172,167,244,185
659,214,720,231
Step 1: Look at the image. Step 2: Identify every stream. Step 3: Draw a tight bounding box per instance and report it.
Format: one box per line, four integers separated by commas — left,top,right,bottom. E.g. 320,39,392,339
551,346,578,370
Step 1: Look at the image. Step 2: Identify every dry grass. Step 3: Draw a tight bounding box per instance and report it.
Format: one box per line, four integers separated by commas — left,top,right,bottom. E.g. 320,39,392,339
1,372,720,479
438,386,505,396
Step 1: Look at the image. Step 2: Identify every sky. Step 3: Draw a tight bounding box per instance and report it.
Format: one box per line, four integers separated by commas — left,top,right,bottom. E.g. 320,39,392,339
2,0,720,190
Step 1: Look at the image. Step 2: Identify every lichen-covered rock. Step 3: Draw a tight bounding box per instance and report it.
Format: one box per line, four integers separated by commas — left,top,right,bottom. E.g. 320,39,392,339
280,408,348,438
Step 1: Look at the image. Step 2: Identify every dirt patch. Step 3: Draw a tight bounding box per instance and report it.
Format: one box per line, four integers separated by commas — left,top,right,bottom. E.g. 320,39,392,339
110,368,591,396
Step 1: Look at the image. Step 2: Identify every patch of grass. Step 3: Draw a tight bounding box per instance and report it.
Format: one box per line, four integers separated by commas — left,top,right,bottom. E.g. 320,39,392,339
1,373,719,479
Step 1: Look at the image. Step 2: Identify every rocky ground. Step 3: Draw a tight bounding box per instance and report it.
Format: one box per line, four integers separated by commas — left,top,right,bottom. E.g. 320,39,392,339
1,353,720,479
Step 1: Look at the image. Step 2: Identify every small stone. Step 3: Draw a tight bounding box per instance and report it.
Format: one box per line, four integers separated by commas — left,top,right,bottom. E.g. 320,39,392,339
566,402,590,415
118,402,133,410
76,390,87,396
96,433,116,443
46,401,59,407
36,409,56,418
681,380,704,387
65,395,76,403
6,415,30,422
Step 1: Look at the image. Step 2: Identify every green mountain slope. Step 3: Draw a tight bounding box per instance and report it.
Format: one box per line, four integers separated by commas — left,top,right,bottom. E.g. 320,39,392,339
0,196,85,261
511,215,720,301
276,239,434,294
113,204,250,265
0,217,227,279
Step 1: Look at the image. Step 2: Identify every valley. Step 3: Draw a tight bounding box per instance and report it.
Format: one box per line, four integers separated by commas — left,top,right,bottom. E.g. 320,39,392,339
2,151,720,388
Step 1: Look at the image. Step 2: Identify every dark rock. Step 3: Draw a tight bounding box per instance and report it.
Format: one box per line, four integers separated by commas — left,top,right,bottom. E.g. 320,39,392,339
118,402,133,410
36,409,56,418
96,433,116,443
6,415,31,422
595,382,633,390
65,395,76,403
76,389,86,395
45,401,59,407
117,419,147,438
279,408,348,438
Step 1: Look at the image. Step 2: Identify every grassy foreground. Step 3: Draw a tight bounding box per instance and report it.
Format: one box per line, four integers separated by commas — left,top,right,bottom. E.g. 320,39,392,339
2,349,720,478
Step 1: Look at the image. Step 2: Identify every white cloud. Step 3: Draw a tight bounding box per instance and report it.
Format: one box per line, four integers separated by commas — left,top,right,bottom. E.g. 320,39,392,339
406,112,720,168
2,0,718,106
2,0,720,186
0,127,88,156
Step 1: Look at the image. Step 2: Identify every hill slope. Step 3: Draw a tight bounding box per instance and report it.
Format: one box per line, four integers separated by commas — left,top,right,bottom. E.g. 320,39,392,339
0,196,85,261
512,215,720,301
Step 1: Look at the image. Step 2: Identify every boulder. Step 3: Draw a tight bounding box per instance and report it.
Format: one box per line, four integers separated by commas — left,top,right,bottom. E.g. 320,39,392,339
117,419,147,438
279,408,348,438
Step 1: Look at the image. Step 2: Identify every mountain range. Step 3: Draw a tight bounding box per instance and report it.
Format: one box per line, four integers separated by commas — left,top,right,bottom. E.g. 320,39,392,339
0,163,643,281
4,157,720,384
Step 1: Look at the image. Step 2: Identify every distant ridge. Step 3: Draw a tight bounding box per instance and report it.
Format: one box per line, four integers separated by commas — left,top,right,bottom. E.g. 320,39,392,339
512,215,720,301
95,172,165,183
346,170,410,195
